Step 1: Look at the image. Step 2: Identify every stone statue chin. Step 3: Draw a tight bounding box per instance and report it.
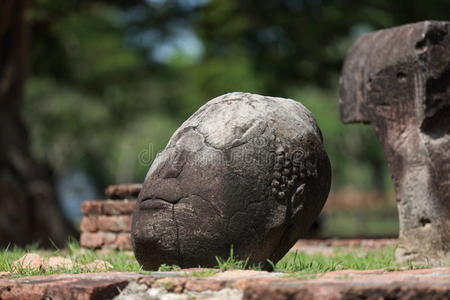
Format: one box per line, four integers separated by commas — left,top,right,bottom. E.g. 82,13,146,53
132,92,331,270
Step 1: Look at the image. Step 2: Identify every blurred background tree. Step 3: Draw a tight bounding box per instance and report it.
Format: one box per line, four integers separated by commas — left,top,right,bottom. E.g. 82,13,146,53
2,0,449,245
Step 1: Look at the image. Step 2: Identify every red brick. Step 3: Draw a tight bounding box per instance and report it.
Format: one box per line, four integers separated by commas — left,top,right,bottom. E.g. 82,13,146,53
0,272,141,300
101,243,118,251
81,201,103,215
116,233,132,250
97,216,132,232
154,278,186,293
80,216,97,232
101,232,117,244
80,232,103,248
185,279,226,292
102,200,136,215
105,184,142,199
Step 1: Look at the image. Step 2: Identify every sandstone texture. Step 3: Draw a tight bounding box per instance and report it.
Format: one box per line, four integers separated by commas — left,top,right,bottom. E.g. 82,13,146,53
132,92,331,270
340,21,450,266
0,268,449,299
12,253,42,271
12,254,112,273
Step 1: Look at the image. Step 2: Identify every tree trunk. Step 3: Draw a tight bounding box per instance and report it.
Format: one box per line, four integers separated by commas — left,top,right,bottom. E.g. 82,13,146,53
0,0,76,247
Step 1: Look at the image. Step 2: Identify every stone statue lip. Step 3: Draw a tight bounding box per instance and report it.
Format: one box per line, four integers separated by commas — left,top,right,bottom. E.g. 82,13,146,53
138,197,173,210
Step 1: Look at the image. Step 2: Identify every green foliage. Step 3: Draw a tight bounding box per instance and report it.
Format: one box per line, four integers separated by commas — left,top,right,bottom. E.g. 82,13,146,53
196,0,450,91
25,0,450,198
323,207,398,238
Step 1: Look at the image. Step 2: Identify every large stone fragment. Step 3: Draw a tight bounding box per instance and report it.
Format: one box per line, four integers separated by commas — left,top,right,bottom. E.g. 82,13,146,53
1,268,450,300
340,21,450,265
132,92,331,270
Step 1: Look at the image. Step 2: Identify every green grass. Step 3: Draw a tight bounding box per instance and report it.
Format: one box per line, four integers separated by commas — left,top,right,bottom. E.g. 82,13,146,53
157,264,181,272
188,269,220,277
275,246,395,274
215,246,262,271
0,241,143,277
0,242,428,278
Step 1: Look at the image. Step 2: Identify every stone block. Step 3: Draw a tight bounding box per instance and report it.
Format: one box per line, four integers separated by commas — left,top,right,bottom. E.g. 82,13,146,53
80,232,104,249
80,216,97,232
102,200,136,215
97,216,132,232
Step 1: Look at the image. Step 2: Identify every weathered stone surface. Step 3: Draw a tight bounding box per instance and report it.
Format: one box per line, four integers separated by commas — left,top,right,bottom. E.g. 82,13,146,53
43,257,74,272
213,270,273,280
242,280,450,300
116,281,242,300
184,278,227,292
13,253,42,271
12,254,116,273
132,92,331,270
340,21,450,266
82,260,114,272
105,184,142,200
0,272,141,300
236,268,450,299
1,268,449,300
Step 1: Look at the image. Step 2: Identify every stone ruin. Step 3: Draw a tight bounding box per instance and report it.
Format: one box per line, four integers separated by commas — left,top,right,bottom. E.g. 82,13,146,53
80,184,141,251
340,20,450,266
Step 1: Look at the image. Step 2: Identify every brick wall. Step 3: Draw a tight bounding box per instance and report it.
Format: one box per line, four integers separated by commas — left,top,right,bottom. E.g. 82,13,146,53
79,184,140,251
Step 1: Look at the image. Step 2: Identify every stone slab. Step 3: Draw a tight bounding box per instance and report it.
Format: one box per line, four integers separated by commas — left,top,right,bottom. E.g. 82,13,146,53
0,272,142,300
0,268,449,299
